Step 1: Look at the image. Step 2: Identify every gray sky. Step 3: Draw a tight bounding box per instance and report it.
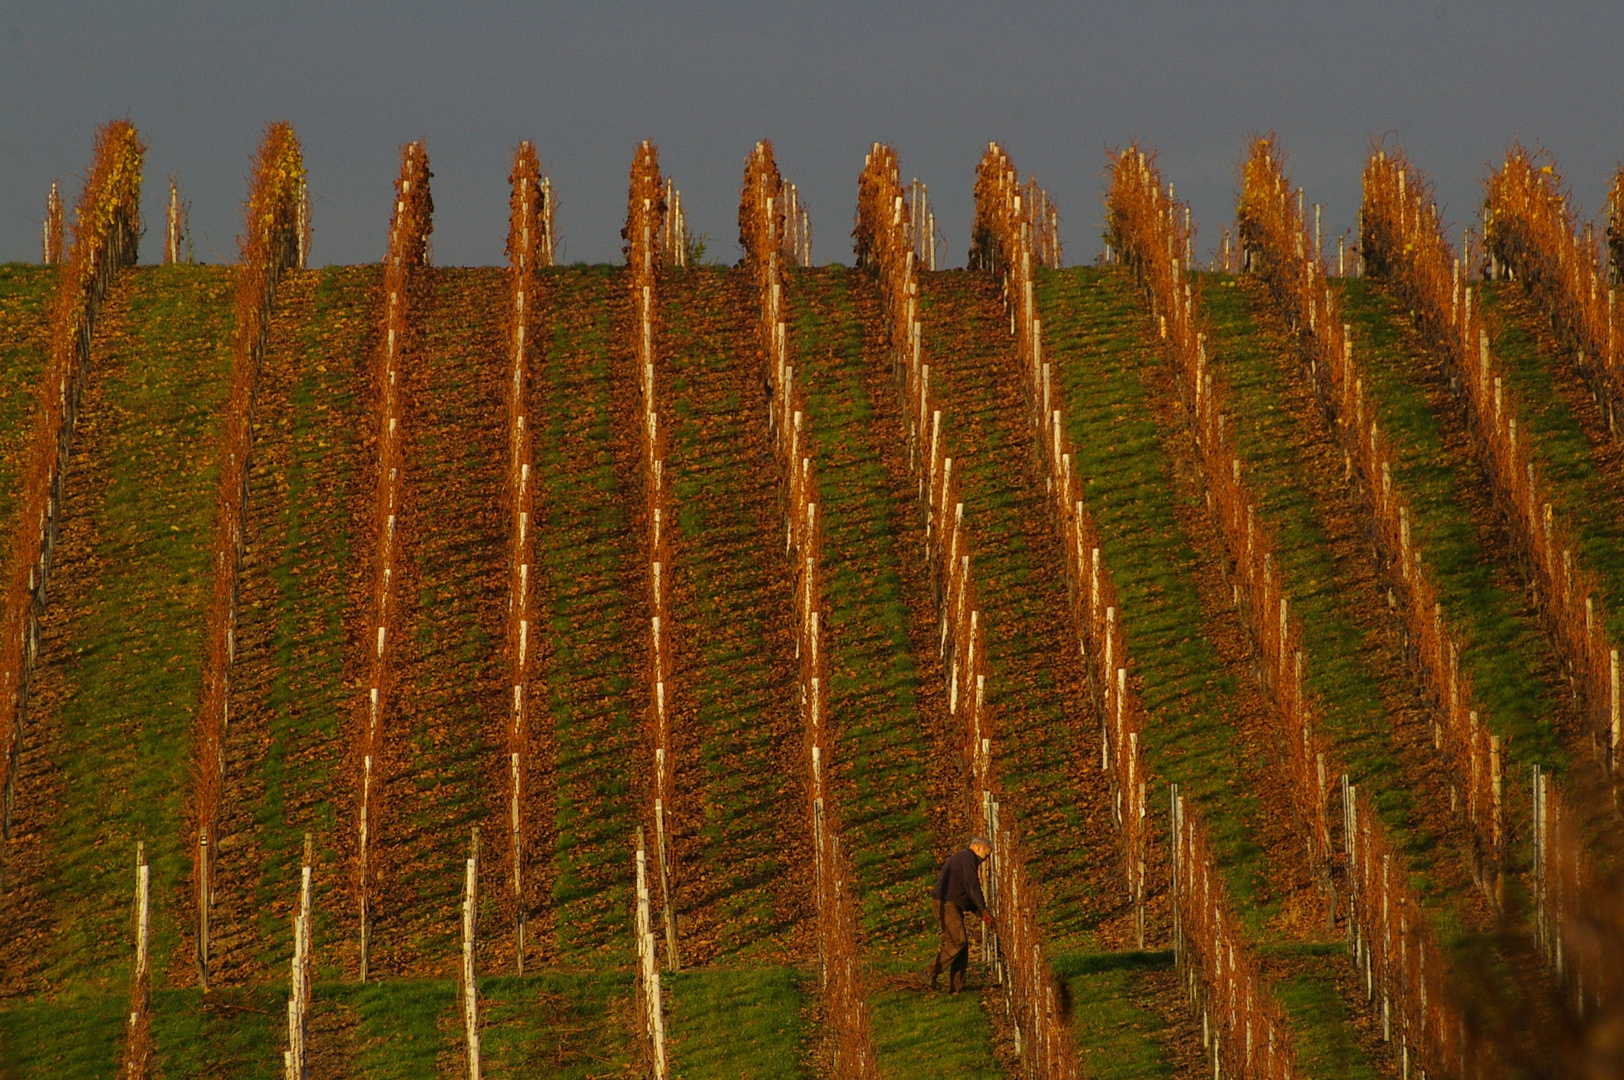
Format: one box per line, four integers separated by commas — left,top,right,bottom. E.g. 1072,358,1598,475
3,2,1621,268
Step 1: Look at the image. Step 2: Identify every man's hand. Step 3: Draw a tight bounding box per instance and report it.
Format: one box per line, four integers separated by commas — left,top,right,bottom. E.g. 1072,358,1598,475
981,913,993,926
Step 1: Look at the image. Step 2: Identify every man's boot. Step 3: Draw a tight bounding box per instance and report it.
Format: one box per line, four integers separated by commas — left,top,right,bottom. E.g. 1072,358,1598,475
926,959,940,991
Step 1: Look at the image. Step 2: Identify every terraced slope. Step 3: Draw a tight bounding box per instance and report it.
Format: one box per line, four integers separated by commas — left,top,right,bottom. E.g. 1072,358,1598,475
6,256,1589,1080
1038,266,1390,1080
787,266,1002,1079
649,264,813,1071
1336,279,1575,768
209,265,375,989
529,265,644,964
0,264,237,1068
1197,275,1491,925
1478,282,1624,650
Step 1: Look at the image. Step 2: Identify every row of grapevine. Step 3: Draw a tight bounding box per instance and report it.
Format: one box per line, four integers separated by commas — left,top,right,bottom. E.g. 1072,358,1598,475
972,142,1150,945
0,120,144,837
500,141,548,972
741,139,877,1079
977,142,1300,1080
188,122,307,989
354,141,433,981
624,141,681,977
856,142,1077,1080
1170,795,1297,1080
969,168,1061,273
1364,146,1621,1016
1236,136,1506,884
1479,150,1624,1016
624,141,678,1076
1485,149,1621,431
1110,145,1492,1080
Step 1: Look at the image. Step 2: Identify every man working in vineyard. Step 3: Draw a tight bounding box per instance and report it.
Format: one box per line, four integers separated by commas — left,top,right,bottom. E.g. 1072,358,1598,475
926,837,993,993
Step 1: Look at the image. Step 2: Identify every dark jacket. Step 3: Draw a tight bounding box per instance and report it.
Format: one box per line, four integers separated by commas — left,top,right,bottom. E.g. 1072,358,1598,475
931,847,987,914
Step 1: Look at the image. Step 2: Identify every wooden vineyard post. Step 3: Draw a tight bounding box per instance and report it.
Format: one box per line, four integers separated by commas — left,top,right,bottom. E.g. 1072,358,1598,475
197,827,210,987
462,829,481,1080
284,834,314,1080
164,176,182,264
295,178,309,269
42,180,63,265
1612,649,1620,773
540,177,555,266
634,829,669,1080
120,843,152,1080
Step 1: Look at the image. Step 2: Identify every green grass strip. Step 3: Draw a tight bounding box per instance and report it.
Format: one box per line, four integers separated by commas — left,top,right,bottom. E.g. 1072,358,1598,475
1479,283,1624,647
0,988,126,1078
477,970,637,1079
326,977,458,1079
1270,952,1385,1080
1053,951,1179,1080
1338,279,1567,773
149,983,284,1080
867,984,1004,1080
664,965,812,1079
41,265,234,992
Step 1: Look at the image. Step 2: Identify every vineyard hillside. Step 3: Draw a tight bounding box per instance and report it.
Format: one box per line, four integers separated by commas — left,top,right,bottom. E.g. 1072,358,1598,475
2,129,1622,1080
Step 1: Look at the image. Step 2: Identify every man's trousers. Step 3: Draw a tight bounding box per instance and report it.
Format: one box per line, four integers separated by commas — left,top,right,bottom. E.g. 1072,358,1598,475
928,899,970,990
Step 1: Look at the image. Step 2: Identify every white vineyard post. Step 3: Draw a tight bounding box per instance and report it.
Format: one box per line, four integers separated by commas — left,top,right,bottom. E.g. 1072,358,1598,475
462,829,481,1080
43,181,62,265
285,833,314,1080
635,829,669,1080
166,178,180,265
197,826,210,988
123,842,151,1080
295,179,309,269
